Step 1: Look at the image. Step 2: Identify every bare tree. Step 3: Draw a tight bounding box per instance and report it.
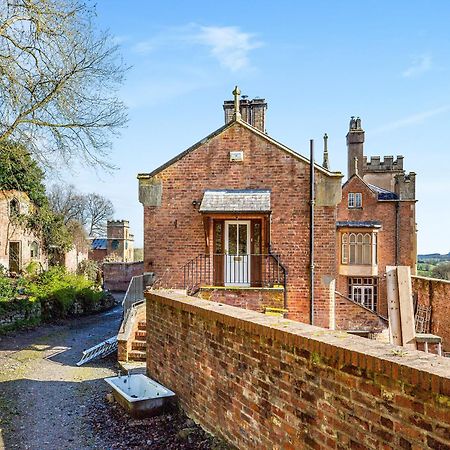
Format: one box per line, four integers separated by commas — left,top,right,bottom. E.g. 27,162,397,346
84,192,114,237
0,0,127,168
47,183,86,224
47,183,114,236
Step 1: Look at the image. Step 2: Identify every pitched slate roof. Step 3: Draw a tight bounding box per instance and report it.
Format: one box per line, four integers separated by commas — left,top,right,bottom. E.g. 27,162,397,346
367,184,399,200
91,238,107,250
199,189,271,213
336,221,382,229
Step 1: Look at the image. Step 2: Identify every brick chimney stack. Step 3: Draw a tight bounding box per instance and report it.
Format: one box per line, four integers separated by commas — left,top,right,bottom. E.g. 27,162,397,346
347,116,365,178
223,95,267,133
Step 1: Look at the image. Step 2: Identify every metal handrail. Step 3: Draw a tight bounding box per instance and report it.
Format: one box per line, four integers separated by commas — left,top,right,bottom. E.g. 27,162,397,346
122,275,144,328
183,253,287,306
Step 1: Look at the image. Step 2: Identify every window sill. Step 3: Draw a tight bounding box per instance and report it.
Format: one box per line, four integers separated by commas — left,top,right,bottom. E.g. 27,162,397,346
339,264,378,276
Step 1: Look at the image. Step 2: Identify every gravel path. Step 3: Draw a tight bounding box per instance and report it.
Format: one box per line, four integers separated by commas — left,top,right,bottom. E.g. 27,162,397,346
0,298,226,450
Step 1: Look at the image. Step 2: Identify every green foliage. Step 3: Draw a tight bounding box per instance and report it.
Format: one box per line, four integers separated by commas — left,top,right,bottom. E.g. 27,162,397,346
0,276,16,303
0,141,75,253
27,267,104,319
0,142,47,207
431,262,450,281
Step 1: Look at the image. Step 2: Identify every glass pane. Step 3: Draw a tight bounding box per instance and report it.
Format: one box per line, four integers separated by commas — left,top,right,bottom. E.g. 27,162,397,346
228,224,237,254
239,224,247,255
214,222,223,253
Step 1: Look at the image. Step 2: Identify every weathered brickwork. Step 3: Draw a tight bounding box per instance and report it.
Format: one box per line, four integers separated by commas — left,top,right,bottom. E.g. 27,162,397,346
197,287,284,312
412,276,450,352
334,291,388,334
103,261,144,292
337,176,416,317
142,122,341,327
146,291,450,450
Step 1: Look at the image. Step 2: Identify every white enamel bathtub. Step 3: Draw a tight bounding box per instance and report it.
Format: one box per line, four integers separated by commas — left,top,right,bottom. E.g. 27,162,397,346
105,374,176,417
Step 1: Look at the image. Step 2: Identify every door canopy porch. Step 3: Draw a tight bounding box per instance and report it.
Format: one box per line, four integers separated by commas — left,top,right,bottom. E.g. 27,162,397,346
199,189,271,214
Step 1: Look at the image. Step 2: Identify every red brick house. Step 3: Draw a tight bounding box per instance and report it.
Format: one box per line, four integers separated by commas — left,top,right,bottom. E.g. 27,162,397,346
336,117,417,324
138,89,416,335
138,89,343,328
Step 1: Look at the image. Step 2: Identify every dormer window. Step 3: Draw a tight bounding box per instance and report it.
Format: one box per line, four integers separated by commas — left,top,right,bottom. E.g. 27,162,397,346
348,192,362,208
9,198,20,216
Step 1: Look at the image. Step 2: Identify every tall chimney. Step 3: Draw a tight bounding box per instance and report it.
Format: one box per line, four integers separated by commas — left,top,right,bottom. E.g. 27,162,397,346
223,92,267,132
347,116,364,178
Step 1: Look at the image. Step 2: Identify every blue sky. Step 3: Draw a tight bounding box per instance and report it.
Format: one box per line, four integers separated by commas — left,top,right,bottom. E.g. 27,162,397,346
64,1,450,253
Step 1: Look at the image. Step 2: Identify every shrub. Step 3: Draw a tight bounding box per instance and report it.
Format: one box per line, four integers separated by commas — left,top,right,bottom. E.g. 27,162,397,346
27,266,106,319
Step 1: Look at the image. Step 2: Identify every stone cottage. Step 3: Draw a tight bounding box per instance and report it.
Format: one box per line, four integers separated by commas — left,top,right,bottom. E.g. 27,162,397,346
0,190,47,272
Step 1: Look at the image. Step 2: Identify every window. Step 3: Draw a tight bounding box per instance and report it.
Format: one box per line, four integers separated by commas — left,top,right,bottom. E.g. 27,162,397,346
348,277,378,311
348,192,362,208
341,232,375,265
30,241,39,258
9,198,20,216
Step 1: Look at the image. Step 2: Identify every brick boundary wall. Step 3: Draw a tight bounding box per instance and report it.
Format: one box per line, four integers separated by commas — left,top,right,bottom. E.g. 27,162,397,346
412,276,450,353
103,261,144,292
197,288,284,312
146,290,450,450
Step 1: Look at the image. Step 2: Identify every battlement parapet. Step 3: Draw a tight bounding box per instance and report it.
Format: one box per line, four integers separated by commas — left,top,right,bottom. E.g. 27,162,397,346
363,155,404,172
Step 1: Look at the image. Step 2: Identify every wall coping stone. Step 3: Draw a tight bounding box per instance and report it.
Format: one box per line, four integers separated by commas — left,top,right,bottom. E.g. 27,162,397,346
412,275,450,285
146,289,450,397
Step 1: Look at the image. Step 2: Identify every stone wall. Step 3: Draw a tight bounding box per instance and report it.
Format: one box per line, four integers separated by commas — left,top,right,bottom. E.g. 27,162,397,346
412,276,450,352
146,290,450,450
0,298,41,329
197,287,284,312
103,261,144,292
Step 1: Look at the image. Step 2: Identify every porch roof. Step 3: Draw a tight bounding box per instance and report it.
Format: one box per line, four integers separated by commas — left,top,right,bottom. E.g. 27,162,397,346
336,220,382,229
199,189,271,213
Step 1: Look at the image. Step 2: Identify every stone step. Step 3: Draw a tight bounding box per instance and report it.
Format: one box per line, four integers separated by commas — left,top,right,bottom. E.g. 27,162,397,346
137,321,146,331
135,330,146,341
128,350,146,362
132,341,147,351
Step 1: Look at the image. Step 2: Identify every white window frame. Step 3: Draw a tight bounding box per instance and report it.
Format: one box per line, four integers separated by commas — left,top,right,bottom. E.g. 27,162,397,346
348,192,362,208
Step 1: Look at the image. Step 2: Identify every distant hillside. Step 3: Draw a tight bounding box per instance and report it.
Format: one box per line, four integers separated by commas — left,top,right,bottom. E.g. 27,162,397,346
418,252,450,263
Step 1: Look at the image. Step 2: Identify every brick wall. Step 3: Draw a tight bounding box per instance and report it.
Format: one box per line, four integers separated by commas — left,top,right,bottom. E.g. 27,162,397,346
146,290,450,450
197,287,284,312
143,122,339,328
103,261,144,291
412,276,450,353
334,291,388,334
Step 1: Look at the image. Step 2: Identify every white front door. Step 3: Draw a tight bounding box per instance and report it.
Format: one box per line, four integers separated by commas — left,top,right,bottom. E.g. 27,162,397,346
224,221,250,286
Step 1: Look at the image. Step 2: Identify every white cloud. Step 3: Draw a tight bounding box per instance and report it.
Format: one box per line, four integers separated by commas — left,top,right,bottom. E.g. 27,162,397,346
132,24,262,72
402,54,432,78
373,105,450,134
192,26,262,72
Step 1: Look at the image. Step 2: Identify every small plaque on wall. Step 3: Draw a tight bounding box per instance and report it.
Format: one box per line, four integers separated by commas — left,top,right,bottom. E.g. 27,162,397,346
229,151,244,162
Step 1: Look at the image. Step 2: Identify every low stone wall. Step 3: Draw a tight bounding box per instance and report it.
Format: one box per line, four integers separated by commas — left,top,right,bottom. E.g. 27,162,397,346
103,261,144,292
412,276,450,352
0,298,41,329
146,290,450,450
197,287,284,312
